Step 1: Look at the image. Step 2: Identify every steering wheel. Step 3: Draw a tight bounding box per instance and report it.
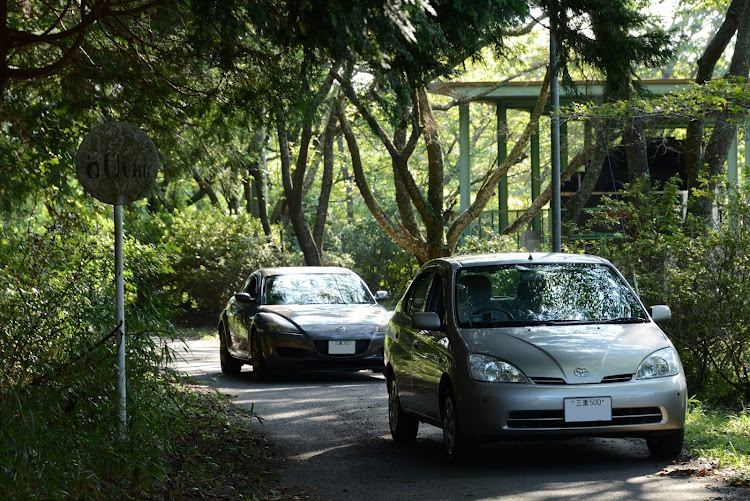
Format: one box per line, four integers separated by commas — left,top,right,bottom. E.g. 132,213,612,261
473,304,515,321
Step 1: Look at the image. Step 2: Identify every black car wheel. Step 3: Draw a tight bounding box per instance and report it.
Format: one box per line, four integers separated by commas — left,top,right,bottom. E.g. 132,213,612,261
441,387,472,464
388,375,418,441
250,330,271,380
647,429,684,459
219,323,243,374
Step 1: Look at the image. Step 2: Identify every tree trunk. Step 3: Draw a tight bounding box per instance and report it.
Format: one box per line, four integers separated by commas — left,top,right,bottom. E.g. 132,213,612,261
562,124,609,227
336,100,429,262
392,127,421,237
417,87,448,259
624,118,650,185
312,106,338,254
276,110,321,266
191,167,220,207
506,140,597,235
446,67,551,252
338,136,355,224
244,126,273,237
689,0,750,222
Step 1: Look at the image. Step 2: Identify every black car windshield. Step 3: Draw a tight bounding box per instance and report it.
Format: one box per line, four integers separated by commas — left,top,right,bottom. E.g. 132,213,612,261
264,273,373,305
455,263,647,328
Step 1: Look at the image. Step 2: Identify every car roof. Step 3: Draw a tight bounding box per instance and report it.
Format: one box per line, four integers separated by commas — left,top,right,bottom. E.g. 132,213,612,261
259,266,359,277
435,252,611,268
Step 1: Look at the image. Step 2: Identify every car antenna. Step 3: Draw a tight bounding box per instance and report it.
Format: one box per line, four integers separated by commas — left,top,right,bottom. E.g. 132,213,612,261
528,253,533,261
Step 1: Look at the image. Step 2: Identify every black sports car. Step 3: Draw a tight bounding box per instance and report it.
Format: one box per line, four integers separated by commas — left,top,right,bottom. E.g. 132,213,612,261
219,266,390,378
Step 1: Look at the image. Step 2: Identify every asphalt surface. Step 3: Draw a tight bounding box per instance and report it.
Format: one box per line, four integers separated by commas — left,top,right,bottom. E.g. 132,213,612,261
171,338,747,501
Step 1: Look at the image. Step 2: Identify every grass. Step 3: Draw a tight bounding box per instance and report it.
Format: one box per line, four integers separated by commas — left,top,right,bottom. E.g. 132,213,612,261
685,397,750,486
131,383,311,501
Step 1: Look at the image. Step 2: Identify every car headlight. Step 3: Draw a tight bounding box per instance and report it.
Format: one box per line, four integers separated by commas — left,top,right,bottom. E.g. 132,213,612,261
636,347,680,379
469,354,529,383
265,315,301,334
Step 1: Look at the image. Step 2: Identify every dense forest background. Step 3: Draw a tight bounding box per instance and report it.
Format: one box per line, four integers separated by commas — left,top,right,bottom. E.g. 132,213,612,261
1,0,749,496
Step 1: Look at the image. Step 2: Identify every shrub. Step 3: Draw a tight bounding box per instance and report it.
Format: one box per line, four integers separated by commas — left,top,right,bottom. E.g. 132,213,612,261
337,218,419,307
158,207,287,320
0,205,189,498
576,178,750,407
457,233,521,255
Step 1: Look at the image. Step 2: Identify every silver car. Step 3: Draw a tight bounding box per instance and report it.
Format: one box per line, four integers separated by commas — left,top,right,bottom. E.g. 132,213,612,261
384,253,687,463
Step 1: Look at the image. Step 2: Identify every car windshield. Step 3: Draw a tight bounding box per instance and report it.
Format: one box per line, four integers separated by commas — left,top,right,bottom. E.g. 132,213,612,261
263,273,374,305
455,263,647,327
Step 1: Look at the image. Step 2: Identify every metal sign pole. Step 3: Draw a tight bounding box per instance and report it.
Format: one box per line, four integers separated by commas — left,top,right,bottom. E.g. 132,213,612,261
550,16,562,253
76,122,159,439
115,204,126,435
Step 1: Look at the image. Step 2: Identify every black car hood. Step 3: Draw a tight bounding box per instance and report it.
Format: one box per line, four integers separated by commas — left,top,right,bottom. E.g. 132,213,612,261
261,304,390,338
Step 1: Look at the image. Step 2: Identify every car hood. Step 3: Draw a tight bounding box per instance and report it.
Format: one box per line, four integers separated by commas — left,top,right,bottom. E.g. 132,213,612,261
261,304,390,338
459,322,672,383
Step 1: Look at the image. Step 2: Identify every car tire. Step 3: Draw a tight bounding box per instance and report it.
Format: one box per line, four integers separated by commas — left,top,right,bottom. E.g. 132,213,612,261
388,375,419,441
219,323,244,374
250,331,271,380
646,429,684,459
441,387,473,464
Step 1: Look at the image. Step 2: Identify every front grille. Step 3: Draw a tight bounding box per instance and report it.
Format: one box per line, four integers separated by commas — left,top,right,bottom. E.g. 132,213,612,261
529,374,635,385
313,339,370,356
275,347,306,358
507,407,663,429
531,377,567,385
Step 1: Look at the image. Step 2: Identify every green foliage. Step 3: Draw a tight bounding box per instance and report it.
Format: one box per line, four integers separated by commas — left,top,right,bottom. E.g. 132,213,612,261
457,233,521,255
564,77,750,124
576,177,750,407
337,217,419,307
556,0,674,94
0,206,186,498
686,397,750,477
156,206,287,317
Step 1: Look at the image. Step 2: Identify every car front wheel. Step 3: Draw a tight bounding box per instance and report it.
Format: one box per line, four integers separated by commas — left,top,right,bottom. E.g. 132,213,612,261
442,387,473,464
219,323,243,374
646,429,684,459
250,331,271,380
388,376,418,441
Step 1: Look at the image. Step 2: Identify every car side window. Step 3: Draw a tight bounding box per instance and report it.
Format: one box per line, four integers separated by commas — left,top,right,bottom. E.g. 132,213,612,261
244,275,259,297
429,274,445,320
404,272,445,323
405,273,433,317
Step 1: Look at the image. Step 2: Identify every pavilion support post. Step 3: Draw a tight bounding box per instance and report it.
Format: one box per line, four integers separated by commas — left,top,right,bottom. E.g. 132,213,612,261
729,131,739,187
531,122,541,233
744,117,749,188
459,103,471,243
497,106,509,231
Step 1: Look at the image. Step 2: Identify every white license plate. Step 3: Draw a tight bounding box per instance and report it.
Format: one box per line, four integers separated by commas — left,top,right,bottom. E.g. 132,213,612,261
329,340,356,355
564,397,612,422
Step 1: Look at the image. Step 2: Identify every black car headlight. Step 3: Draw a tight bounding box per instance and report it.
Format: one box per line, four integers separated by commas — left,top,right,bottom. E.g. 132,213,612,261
636,347,680,379
266,315,301,334
469,354,529,383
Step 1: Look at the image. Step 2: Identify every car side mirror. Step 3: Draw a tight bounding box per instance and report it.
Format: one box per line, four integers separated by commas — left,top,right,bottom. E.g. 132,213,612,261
374,290,388,301
650,305,671,323
411,311,441,330
234,292,256,304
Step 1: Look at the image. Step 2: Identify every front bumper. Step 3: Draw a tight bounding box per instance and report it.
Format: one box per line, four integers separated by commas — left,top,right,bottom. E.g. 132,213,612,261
263,331,385,372
455,374,687,441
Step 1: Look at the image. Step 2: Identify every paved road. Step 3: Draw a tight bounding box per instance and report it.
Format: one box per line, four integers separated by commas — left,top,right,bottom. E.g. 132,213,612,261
171,338,745,501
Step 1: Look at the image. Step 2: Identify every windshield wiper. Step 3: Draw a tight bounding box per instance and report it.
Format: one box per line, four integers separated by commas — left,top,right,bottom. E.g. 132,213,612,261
479,319,587,327
601,317,648,324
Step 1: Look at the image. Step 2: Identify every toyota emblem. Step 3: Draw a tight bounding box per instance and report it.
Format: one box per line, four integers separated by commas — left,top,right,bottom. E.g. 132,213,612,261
574,368,590,377
336,326,346,332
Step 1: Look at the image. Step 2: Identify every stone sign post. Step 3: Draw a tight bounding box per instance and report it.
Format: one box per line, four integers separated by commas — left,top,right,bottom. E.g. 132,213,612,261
76,122,159,435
